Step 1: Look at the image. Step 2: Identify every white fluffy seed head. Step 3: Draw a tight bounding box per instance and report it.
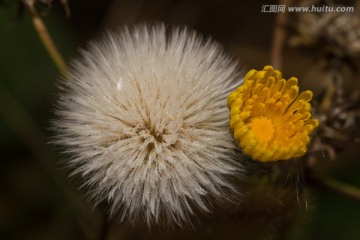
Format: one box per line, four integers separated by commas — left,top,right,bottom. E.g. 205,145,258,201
53,24,243,227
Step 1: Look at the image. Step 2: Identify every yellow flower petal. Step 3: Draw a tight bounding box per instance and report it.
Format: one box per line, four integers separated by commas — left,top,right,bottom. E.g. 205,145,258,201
228,66,319,162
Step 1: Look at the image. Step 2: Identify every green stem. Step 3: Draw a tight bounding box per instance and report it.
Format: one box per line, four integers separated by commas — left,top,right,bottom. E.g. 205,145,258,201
308,173,360,202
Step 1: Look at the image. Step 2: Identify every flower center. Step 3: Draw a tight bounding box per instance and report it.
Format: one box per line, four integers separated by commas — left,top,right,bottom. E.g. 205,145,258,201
250,116,274,143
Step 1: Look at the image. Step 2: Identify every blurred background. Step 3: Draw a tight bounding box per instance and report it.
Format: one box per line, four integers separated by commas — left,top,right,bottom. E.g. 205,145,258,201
0,0,360,239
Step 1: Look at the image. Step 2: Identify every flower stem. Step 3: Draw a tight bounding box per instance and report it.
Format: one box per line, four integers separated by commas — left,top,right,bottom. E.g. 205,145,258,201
23,1,68,75
308,173,360,202
98,216,110,240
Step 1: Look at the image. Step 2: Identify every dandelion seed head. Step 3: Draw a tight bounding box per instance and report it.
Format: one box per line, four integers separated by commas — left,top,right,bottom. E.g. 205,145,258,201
53,24,243,226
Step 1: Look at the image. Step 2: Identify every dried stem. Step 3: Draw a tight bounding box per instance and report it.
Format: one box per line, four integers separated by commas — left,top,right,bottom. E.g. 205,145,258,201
270,0,291,69
320,59,344,111
320,81,335,111
355,1,360,14
23,0,68,75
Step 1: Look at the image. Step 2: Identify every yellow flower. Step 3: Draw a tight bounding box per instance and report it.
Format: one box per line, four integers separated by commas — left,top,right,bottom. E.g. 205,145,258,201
227,66,319,162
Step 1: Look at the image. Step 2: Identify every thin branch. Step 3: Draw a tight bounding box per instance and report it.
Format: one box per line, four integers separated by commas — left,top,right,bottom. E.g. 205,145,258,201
22,0,68,75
